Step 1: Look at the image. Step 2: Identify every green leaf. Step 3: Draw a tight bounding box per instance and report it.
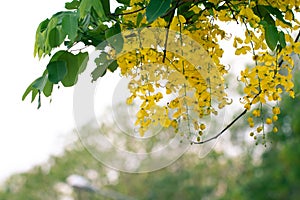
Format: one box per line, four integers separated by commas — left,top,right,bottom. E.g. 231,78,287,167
44,14,66,50
61,52,88,87
62,13,78,42
32,90,39,103
38,19,50,33
22,81,39,104
136,12,143,27
77,53,89,74
265,25,279,51
79,0,107,21
105,22,124,53
32,74,48,91
48,27,62,48
78,0,91,19
254,5,291,27
92,0,107,21
177,2,192,17
263,13,275,26
50,51,89,87
92,53,118,81
34,19,50,57
35,12,74,58
65,0,80,9
22,74,48,102
22,83,35,101
108,60,118,72
43,80,53,97
105,22,121,38
146,0,171,23
260,20,268,28
47,61,68,84
253,5,269,19
278,31,286,48
101,0,110,16
92,67,107,80
264,6,292,27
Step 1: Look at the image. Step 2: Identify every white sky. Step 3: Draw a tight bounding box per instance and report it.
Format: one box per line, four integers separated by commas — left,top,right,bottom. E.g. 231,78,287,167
0,0,255,182
0,0,80,182
0,0,124,183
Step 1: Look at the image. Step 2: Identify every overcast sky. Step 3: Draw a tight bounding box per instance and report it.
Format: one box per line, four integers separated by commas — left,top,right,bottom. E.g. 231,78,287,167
0,0,128,182
0,0,82,182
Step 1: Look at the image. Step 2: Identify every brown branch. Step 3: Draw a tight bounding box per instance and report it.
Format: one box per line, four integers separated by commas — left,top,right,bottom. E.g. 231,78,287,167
191,30,300,145
191,91,261,144
192,108,248,145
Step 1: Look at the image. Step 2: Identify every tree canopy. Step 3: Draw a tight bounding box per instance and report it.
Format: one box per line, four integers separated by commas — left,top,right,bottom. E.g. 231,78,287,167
23,0,300,144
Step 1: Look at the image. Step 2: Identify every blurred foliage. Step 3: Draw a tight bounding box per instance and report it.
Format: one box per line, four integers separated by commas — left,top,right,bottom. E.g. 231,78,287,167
3,73,300,199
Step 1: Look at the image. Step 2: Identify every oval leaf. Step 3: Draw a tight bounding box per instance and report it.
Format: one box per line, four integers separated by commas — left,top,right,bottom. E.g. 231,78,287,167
43,80,53,97
79,0,107,21
49,51,89,87
278,31,286,48
61,52,88,87
48,27,63,48
62,13,78,42
265,25,279,51
32,74,48,91
146,0,171,23
47,61,67,84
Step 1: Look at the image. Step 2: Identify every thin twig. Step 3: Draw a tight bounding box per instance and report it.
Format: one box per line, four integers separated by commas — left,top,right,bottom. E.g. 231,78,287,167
225,1,239,24
192,109,247,144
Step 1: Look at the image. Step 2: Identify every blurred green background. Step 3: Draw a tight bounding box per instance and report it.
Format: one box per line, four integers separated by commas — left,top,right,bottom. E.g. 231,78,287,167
1,72,300,200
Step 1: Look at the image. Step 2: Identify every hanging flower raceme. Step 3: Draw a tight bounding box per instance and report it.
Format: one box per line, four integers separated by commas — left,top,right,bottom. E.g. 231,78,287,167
114,14,230,138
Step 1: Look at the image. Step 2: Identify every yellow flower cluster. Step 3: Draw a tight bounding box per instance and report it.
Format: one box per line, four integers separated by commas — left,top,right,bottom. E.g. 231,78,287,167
213,1,299,143
239,44,296,141
115,16,230,137
112,1,300,141
240,39,299,139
